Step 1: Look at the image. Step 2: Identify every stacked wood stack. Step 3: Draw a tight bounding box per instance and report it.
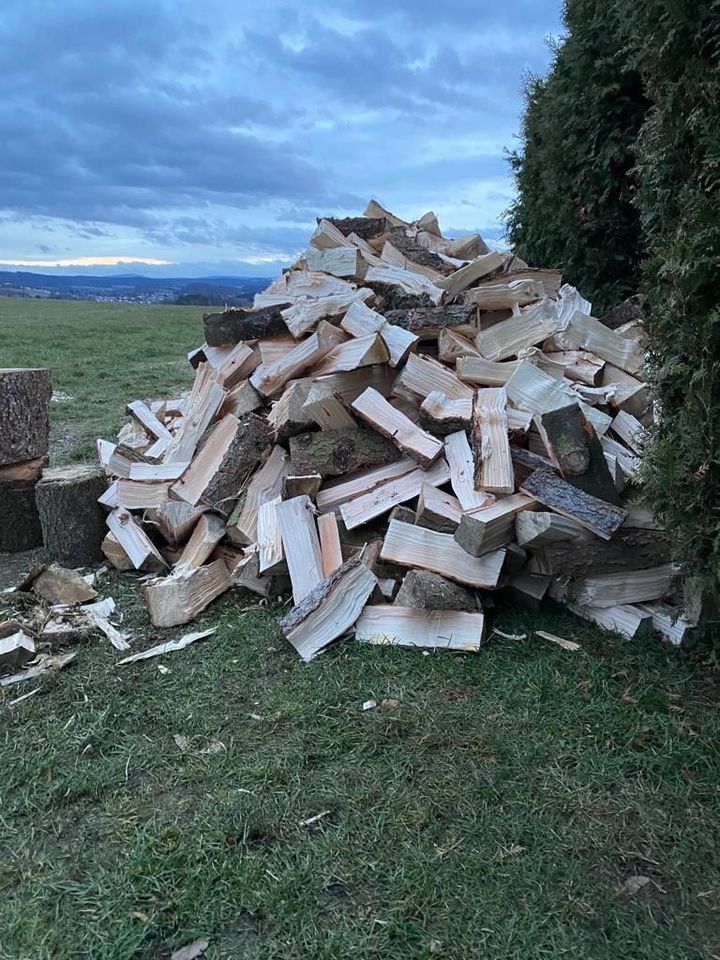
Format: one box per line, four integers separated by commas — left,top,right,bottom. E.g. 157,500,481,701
0,368,51,553
92,200,692,650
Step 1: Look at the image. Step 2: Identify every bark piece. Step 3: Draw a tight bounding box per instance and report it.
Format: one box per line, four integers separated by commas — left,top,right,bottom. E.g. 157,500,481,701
0,367,51,464
0,627,36,675
143,561,231,627
455,494,538,557
394,570,477,611
520,467,626,540
383,304,477,338
472,388,513,494
282,475,322,499
356,606,485,651
203,304,289,345
289,426,400,479
276,495,324,604
279,556,377,661
381,519,505,589
352,388,443,469
0,478,43,552
415,483,462,533
35,465,107,566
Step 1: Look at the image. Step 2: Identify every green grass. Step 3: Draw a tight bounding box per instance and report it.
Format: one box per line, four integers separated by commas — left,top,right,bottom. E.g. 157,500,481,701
1,297,719,960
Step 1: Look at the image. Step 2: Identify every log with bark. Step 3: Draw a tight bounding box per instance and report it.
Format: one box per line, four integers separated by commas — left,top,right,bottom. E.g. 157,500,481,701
0,367,52,465
36,465,108,566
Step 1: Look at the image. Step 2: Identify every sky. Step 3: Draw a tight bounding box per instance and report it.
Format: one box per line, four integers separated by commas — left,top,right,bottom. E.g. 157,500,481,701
0,0,562,278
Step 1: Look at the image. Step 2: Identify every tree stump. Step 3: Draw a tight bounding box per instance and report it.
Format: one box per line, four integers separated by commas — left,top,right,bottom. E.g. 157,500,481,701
0,368,52,465
0,478,43,552
35,465,108,566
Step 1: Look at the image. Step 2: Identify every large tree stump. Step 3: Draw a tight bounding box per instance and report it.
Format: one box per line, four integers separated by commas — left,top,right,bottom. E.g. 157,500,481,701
0,478,43,552
0,368,52,465
35,465,108,566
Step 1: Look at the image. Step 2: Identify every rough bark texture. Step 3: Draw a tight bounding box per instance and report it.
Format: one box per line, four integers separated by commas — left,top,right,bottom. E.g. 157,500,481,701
0,478,43,552
289,427,401,478
0,368,52,465
326,216,387,239
388,505,417,524
520,467,626,540
203,304,290,346
387,228,450,273
600,295,646,331
201,413,272,511
35,465,108,566
536,403,622,506
394,569,477,611
384,304,476,335
527,529,672,579
510,446,554,485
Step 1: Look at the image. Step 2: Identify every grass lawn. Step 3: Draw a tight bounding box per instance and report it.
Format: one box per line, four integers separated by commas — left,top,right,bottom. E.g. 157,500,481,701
1,297,719,960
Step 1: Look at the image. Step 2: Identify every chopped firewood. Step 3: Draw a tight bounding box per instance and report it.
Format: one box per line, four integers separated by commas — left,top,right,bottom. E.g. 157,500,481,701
266,379,314,439
304,245,364,277
316,457,417,514
255,269,355,308
223,380,263,419
250,321,347,398
282,474,323,499
381,519,505,589
536,630,581,652
636,602,693,647
623,503,660,530
501,571,551,608
143,560,231,627
0,624,36,674
394,353,473,403
515,511,587,548
126,400,172,442
109,479,173,510
339,457,450,530
256,335,297,365
340,301,418,367
601,364,651,423
520,467,626,540
317,513,343,577
611,410,646,455
301,382,356,431
388,504,417,524
106,508,167,572
601,436,641,478
281,288,374,338
311,218,355,249
544,350,604,386
171,413,271,512
328,214,389,239
415,483,463,533
146,502,207,544
117,627,217,664
36,465,108,567
436,251,507,299
534,402,622,505
384,304,477,339
365,265,444,305
567,602,653,640
463,279,546,310
203,304,288,345
33,565,97,605
279,556,377,661
351,387,443,469
553,310,643,375
311,334,390,376
382,228,449,278
471,388,514,494
276,495,324,604
290,426,400,479
165,365,226,464
101,532,134,571
475,301,557,361
419,391,473,435
176,514,226,571
456,356,518,386
127,462,190,482
571,564,680,608
394,569,477,611
505,361,612,436
357,606,485,652
257,496,285,574
456,494,539,557
438,329,482,364
225,444,288,546
0,367,51,465
444,430,495,511
212,342,260,389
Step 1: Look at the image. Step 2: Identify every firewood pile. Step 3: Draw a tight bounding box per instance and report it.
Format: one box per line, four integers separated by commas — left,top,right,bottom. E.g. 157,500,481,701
2,199,694,660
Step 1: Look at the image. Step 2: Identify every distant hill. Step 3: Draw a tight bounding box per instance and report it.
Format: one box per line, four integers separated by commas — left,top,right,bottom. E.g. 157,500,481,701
0,271,269,305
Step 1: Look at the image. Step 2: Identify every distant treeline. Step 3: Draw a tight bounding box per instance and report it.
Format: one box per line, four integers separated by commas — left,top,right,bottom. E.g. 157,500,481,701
508,1,720,618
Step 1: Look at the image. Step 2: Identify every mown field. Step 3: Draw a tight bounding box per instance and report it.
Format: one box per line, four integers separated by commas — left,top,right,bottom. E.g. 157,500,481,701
0,296,719,960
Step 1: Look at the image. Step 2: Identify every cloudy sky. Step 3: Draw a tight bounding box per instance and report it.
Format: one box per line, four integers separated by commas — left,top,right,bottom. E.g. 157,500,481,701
0,0,561,277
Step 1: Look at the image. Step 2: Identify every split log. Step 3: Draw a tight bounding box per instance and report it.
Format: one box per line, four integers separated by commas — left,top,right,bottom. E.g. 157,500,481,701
415,483,462,533
474,301,558,361
225,444,288,546
567,602,653,640
127,462,190,482
267,380,314,439
571,564,679,608
304,245,364,277
601,364,651,424
146,502,207,544
636,602,693,647
316,457,417,514
438,329,482,364
364,265,444,305
340,300,418,367
126,400,172,442
311,334,390,376
351,388,443,469
384,226,451,275
383,304,477,339
500,572,550,608
394,569,477,611
164,364,226,464
276,495,324,604
176,513,226,570
520,467,626,540
505,361,611,436
301,381,356,431
611,410,646,455
310,218,355,249
35,465,108,566
311,365,396,405
471,388,513,494
444,431,495,511
527,528,671,579
515,511,588,549
0,367,51,465
101,532,134,571
289,426,400,479
356,606,485,652
552,310,643,374
544,350,604,386
203,304,289,346
223,380,263,419
317,513,343,577
257,496,285,574
419,391,472,435
256,335,297,365
282,475,322,499
463,279,546,310
380,519,505,589
436,251,507,299
339,457,450,530
394,353,473,403
0,478,43,552
143,559,231,627
250,321,347,398
456,356,518,386
254,270,355,308
534,403,622,505
106,508,166,572
601,436,641,478
171,413,271,512
455,494,538,557
279,556,377,661
106,479,173,510
281,288,373,338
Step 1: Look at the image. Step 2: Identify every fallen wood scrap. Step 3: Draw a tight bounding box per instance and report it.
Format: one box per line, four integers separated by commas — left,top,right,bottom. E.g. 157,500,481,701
352,388,443,469
0,652,77,688
116,628,216,665
279,557,377,661
356,607,485,652
0,624,36,673
536,630,581,652
520,467,626,540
